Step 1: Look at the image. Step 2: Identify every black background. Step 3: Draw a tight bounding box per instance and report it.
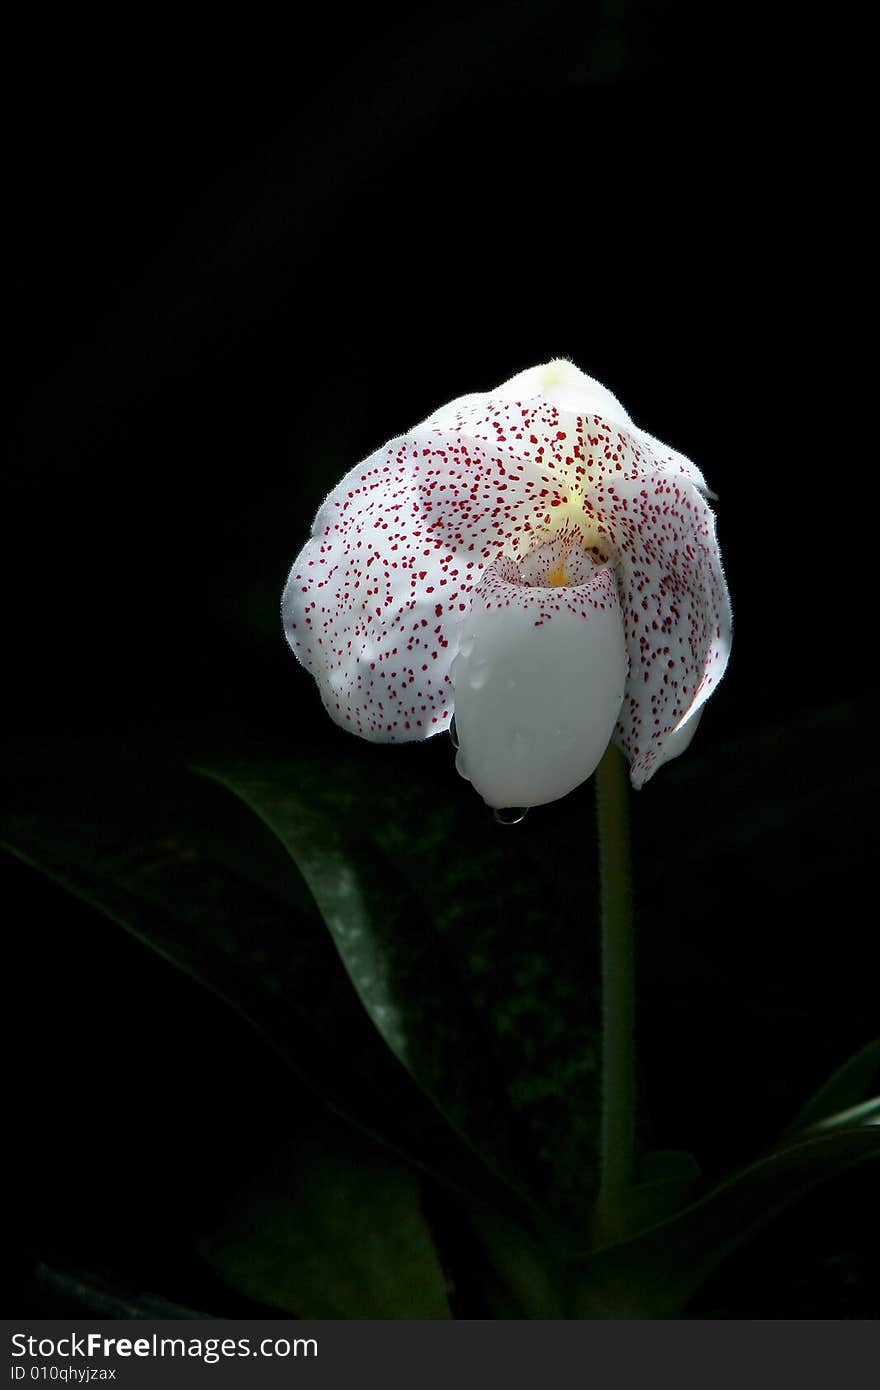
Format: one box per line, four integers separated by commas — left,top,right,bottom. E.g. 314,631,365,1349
5,3,877,1317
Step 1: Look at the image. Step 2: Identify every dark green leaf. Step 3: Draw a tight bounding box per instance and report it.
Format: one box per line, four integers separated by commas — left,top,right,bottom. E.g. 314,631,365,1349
783,1039,880,1137
462,1202,565,1319
0,741,509,1207
21,1256,213,1319
202,747,607,1231
199,760,530,1208
804,1098,879,1133
375,784,608,1228
199,1119,451,1318
572,1128,880,1317
622,1149,702,1232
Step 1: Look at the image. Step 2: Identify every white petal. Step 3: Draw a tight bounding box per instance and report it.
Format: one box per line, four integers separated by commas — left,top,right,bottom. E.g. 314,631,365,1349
635,425,713,497
656,706,703,766
282,437,460,741
416,357,632,435
451,555,627,808
495,359,633,427
576,421,732,787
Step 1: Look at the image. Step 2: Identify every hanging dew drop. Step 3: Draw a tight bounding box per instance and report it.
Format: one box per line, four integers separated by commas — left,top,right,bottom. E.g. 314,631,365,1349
493,806,529,826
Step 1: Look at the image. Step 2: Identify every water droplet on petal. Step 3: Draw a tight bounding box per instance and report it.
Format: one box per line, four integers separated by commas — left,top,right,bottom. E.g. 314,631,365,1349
493,806,529,826
449,714,459,749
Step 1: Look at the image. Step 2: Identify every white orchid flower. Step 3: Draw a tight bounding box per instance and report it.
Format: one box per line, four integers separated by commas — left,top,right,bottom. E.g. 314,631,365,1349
282,360,731,809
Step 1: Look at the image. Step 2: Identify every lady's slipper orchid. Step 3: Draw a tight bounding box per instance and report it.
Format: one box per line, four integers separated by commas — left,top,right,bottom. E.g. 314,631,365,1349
282,360,731,808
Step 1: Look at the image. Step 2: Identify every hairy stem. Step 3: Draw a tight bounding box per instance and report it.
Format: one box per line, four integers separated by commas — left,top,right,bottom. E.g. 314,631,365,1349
594,742,636,1244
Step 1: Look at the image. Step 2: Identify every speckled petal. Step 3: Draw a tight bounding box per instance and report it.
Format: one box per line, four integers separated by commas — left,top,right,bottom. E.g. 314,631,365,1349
452,550,627,809
559,416,731,787
658,706,704,765
283,359,730,794
283,440,450,740
417,357,632,435
634,425,712,498
283,422,560,742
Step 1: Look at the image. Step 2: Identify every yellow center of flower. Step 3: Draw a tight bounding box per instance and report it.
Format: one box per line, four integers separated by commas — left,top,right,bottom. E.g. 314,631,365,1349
539,502,611,568
546,556,570,586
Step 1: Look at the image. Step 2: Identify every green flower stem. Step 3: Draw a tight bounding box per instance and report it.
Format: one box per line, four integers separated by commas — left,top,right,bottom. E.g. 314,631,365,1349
593,742,636,1245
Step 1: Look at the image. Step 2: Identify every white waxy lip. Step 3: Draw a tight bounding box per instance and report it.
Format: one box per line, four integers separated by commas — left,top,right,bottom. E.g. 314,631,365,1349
451,543,628,809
